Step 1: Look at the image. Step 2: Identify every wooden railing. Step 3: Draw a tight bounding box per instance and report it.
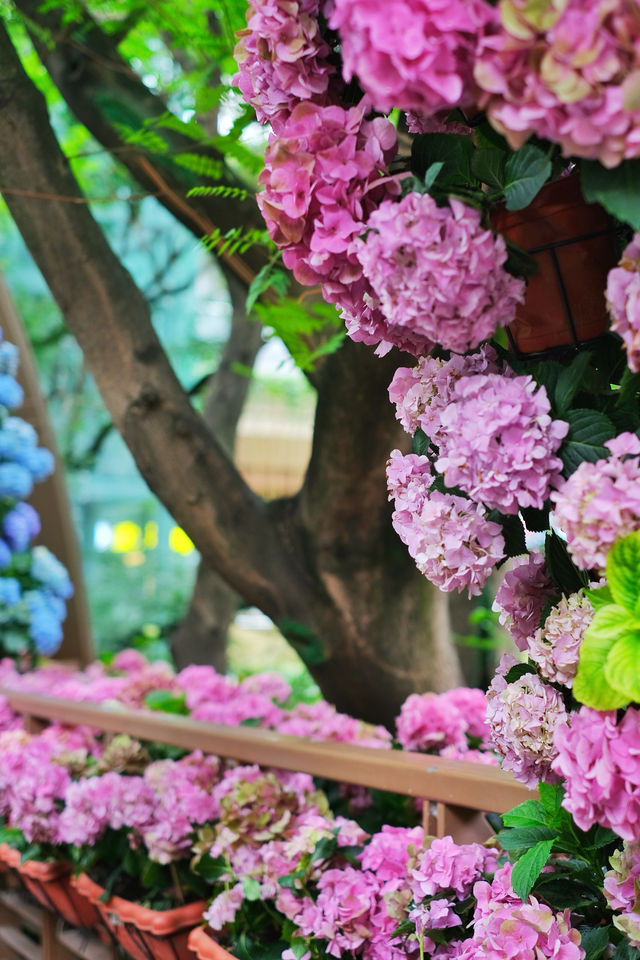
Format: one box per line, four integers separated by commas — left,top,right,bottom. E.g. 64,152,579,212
0,689,532,960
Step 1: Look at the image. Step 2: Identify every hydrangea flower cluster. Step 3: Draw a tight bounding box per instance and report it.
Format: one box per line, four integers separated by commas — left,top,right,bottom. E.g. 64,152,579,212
492,551,555,652
486,654,568,788
527,591,593,688
257,102,397,314
553,706,640,842
435,373,568,514
355,193,524,357
604,842,640,948
475,0,640,168
396,687,489,752
387,450,505,595
329,0,496,116
552,432,640,571
606,234,640,372
388,348,499,440
0,331,72,660
234,0,336,130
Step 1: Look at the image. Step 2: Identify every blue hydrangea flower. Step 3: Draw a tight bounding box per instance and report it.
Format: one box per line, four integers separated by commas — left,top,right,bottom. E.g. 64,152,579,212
31,547,74,600
3,503,40,552
0,343,19,378
0,577,21,606
0,463,32,499
0,375,23,411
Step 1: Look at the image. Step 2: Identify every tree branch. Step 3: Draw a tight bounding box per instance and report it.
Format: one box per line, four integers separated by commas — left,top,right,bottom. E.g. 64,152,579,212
0,22,291,617
12,0,268,287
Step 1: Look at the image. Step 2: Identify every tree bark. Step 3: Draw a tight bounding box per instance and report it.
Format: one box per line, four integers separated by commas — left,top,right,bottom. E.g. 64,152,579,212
0,23,461,725
170,268,263,671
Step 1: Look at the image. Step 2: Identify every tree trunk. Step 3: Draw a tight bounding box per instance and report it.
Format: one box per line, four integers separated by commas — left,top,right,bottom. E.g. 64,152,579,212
0,22,461,725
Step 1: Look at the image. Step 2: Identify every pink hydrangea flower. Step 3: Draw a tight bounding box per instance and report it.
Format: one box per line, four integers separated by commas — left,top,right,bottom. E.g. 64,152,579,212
463,896,584,959
551,433,640,571
234,0,336,130
411,836,499,900
493,551,555,651
436,373,568,514
487,654,568,788
387,452,505,595
257,101,397,313
527,591,593,688
296,866,378,957
475,0,640,168
396,688,489,752
330,0,497,116
355,193,524,356
607,235,640,372
388,347,500,440
553,706,640,841
604,842,640,948
360,825,424,881
204,883,245,931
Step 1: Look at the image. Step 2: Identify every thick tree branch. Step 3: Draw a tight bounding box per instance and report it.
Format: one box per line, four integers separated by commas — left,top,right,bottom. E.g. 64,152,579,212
13,0,268,287
0,23,292,617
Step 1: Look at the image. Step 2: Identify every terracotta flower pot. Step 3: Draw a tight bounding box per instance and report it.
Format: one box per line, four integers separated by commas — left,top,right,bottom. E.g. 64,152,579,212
73,871,206,960
0,845,101,928
492,175,617,357
188,926,239,960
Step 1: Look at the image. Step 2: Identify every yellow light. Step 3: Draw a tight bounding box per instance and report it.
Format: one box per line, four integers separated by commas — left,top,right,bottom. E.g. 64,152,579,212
111,521,142,554
143,522,159,550
168,526,195,556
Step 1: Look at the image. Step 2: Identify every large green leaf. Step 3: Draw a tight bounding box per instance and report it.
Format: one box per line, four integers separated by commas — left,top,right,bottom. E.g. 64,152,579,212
510,838,555,900
607,531,640,614
581,159,640,230
410,133,475,186
502,800,547,828
573,605,632,709
503,145,552,210
471,148,506,190
554,353,593,414
605,631,640,703
561,408,615,474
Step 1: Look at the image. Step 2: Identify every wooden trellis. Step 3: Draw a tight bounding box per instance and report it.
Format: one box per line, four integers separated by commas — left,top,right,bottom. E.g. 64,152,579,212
0,691,532,959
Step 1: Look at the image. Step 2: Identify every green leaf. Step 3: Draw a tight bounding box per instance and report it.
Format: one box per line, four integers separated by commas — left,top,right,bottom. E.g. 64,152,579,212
584,585,614,610
538,782,564,820
504,662,537,684
579,926,612,960
311,835,338,863
499,513,527,558
520,506,549,533
242,876,262,901
510,838,555,900
410,133,475,185
412,428,431,456
612,940,640,960
423,161,445,191
581,159,640,230
607,531,640,614
144,689,188,715
502,800,547,828
554,353,593,414
561,409,614,474
498,825,556,853
504,145,552,211
545,532,589,594
290,940,309,960
141,860,166,889
194,853,229,883
573,605,632,709
605,631,640,703
278,869,307,889
471,148,506,190
246,261,290,314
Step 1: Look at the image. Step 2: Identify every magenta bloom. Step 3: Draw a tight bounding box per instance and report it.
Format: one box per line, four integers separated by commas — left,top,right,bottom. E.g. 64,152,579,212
527,591,593,688
257,101,397,300
604,843,640,948
493,551,555,651
387,451,505,596
234,0,336,130
411,836,499,900
355,193,524,357
475,0,640,168
487,655,568,788
607,235,640,372
436,373,568,514
330,0,496,116
551,433,640,571
553,706,640,842
396,687,489,752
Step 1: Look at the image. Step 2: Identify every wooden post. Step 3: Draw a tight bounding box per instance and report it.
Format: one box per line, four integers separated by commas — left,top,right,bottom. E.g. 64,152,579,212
0,275,93,665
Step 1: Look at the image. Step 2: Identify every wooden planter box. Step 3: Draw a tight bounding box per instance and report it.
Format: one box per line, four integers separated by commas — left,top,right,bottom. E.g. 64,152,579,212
188,926,239,960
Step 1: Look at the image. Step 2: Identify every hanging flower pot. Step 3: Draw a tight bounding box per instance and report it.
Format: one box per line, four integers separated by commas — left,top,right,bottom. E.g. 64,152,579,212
73,871,206,960
188,926,240,960
492,174,617,358
0,846,101,928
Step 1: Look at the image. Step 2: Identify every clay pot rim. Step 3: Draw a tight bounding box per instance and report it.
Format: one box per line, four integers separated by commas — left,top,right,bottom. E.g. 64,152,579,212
0,843,70,880
188,926,240,960
73,871,206,935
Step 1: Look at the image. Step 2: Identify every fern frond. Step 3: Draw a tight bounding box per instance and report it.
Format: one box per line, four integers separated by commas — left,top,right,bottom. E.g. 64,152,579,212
187,185,248,201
